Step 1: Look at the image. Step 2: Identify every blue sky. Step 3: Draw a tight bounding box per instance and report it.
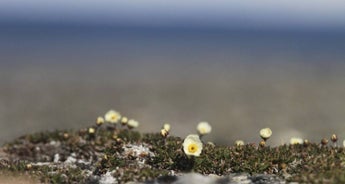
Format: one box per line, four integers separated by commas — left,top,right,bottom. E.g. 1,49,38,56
1,0,345,29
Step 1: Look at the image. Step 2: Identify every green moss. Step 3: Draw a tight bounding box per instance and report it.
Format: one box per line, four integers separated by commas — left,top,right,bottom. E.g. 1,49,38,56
3,126,345,183
25,130,71,144
0,161,28,172
115,166,169,183
118,129,141,142
36,166,85,184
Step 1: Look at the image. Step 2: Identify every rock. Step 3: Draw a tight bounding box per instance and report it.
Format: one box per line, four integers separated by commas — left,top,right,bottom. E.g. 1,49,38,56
142,173,286,184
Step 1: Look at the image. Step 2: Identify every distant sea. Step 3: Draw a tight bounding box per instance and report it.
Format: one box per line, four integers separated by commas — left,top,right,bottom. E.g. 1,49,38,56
1,24,345,145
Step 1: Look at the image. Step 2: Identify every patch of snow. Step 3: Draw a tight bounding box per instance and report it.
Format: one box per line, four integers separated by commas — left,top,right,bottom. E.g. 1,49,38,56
123,143,155,157
54,153,60,163
99,171,117,184
32,162,52,166
77,159,91,165
64,153,78,164
65,156,77,164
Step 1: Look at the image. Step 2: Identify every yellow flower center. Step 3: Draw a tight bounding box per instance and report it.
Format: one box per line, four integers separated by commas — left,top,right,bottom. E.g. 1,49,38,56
188,143,198,153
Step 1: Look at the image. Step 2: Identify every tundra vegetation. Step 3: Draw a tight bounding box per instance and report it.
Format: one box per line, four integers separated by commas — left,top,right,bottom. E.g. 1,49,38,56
1,110,345,183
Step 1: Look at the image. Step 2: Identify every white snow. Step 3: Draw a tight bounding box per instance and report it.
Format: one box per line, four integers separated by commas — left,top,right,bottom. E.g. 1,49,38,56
53,153,60,163
123,143,155,157
64,156,77,164
99,171,117,184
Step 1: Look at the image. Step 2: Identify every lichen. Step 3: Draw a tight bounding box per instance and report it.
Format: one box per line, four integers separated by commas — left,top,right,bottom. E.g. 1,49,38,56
2,126,345,183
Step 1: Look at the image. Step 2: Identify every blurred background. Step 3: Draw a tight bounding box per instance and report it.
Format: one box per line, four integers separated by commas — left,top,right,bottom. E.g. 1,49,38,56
1,0,345,146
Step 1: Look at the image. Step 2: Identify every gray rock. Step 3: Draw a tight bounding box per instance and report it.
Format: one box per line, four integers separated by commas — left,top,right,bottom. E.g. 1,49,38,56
142,173,286,184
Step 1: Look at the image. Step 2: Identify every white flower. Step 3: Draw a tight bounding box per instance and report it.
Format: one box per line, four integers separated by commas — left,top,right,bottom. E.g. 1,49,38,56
331,134,338,142
260,128,272,140
127,119,139,128
104,110,121,123
88,127,95,134
234,140,245,146
163,123,171,132
63,133,69,139
96,116,105,125
160,129,169,138
183,134,203,157
121,117,128,124
197,122,212,135
290,137,303,145
343,140,345,147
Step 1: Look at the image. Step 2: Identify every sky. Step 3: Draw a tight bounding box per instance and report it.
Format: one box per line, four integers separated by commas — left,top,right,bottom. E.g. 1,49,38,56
1,0,345,29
